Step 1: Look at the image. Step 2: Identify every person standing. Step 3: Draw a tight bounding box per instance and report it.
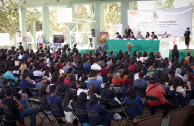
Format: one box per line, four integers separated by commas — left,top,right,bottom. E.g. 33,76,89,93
39,35,44,50
19,42,24,51
184,27,190,50
125,25,131,37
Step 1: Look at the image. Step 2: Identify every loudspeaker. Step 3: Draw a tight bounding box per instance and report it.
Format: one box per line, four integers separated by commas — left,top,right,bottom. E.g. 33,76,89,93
91,29,96,37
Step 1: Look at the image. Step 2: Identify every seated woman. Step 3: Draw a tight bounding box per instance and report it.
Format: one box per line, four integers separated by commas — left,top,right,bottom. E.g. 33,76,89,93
170,77,186,98
63,90,76,124
86,94,120,126
72,92,90,125
77,82,88,96
120,79,131,93
87,84,98,99
39,85,52,114
124,86,143,120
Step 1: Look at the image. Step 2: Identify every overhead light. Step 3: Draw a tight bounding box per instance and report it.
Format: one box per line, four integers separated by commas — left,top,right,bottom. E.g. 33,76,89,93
56,0,59,2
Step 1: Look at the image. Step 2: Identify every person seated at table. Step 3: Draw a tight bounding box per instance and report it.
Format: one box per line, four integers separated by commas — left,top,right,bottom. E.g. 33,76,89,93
151,32,158,40
116,32,122,39
136,31,144,40
162,31,169,38
123,33,129,39
129,32,135,39
144,32,150,40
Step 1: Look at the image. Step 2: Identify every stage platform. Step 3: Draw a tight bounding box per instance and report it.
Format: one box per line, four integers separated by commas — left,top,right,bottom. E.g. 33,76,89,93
78,48,194,61
169,49,194,61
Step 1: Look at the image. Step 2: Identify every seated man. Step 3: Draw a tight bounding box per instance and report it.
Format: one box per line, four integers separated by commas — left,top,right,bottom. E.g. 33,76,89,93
1,79,21,100
3,68,16,86
87,70,102,92
101,84,121,109
2,88,36,126
36,76,48,90
91,59,101,71
63,60,75,73
33,65,43,77
20,74,36,90
47,85,65,124
133,72,147,95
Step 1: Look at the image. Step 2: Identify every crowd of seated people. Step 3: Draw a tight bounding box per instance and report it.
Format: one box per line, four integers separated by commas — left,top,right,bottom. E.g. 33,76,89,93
0,44,193,125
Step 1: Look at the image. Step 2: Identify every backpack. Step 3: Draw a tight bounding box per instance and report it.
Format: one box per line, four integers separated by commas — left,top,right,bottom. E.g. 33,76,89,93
167,90,185,110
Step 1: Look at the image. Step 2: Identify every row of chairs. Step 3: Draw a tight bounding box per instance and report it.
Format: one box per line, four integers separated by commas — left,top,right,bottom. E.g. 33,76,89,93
28,98,111,126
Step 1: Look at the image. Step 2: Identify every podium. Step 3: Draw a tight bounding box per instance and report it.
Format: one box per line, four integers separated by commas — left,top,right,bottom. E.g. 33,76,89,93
159,38,170,58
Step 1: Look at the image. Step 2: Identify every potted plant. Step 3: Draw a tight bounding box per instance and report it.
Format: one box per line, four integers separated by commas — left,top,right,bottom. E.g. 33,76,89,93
126,42,134,51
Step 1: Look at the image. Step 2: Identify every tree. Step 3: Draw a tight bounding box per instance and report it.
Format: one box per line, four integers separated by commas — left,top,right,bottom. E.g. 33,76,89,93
0,0,19,38
26,8,41,31
104,2,121,38
155,0,174,9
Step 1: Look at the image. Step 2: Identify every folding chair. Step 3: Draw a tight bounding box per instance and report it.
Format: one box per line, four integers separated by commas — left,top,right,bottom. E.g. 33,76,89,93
117,92,127,102
136,114,163,126
49,105,65,126
86,110,107,126
122,102,143,123
134,87,146,98
145,96,162,116
39,101,54,126
73,108,89,126
0,107,5,126
98,98,109,108
29,88,40,99
1,105,18,126
62,106,77,126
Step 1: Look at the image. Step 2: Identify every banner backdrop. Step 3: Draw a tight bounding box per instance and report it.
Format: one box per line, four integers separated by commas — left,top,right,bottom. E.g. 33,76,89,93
128,6,193,37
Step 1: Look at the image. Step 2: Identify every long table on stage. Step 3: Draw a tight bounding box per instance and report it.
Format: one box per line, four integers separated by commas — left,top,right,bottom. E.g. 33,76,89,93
106,39,160,55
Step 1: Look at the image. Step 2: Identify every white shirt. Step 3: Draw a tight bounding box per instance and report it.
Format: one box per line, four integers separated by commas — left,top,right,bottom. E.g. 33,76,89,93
137,57,144,63
18,54,23,60
33,70,43,77
91,63,101,70
77,89,88,96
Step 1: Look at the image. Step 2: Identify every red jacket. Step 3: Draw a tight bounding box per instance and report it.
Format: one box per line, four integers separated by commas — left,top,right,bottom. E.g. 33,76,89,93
146,84,167,106
112,77,123,85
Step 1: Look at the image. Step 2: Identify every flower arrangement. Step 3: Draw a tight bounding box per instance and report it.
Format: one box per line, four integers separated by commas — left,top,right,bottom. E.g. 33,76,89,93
126,42,134,51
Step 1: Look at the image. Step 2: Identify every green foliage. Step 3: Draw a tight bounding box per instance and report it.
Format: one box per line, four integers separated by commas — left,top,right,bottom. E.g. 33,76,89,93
26,8,41,29
49,7,68,35
155,0,174,9
104,2,121,38
0,0,19,34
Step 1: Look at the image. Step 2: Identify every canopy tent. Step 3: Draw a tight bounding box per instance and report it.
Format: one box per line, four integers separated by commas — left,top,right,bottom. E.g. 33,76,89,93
16,0,153,49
